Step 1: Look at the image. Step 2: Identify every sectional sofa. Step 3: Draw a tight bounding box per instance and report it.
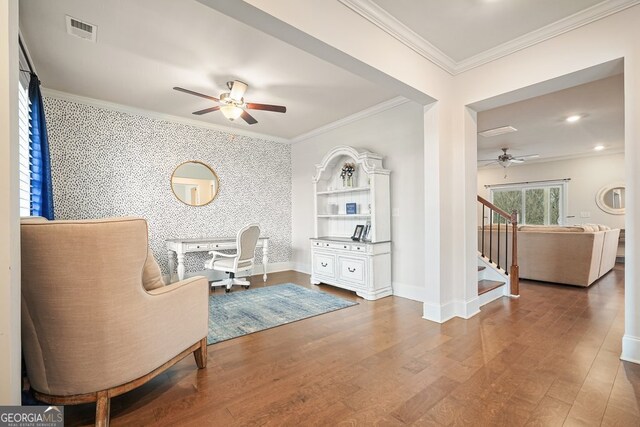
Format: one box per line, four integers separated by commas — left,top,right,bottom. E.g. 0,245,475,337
479,224,620,287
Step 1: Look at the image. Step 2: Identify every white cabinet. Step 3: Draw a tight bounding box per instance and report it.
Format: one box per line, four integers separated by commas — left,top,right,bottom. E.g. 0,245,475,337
310,239,391,300
310,146,392,300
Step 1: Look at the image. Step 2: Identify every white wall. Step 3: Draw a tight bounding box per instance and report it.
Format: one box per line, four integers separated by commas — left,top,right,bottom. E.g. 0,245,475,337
478,153,625,229
0,0,21,405
291,101,425,300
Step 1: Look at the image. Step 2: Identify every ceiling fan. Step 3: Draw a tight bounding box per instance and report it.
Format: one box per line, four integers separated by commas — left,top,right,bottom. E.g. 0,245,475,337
173,80,286,125
479,148,539,168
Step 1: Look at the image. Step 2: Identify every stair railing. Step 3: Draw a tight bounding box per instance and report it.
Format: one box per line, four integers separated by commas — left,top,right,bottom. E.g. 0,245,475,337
477,195,519,296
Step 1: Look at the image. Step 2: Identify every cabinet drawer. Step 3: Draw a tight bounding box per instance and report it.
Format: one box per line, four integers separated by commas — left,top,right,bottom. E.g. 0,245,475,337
312,241,323,247
313,252,335,278
352,244,366,252
338,256,366,285
186,243,209,251
322,242,351,250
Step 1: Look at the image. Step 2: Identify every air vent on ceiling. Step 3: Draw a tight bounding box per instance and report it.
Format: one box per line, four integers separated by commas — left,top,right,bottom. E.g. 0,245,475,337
478,125,517,138
65,15,97,42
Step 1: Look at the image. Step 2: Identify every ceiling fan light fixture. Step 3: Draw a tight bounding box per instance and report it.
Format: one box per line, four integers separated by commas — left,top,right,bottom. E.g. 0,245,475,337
221,105,244,121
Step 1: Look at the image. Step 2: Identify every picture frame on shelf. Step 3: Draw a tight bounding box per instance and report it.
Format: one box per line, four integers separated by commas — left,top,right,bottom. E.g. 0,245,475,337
351,224,364,241
361,224,371,241
346,202,357,214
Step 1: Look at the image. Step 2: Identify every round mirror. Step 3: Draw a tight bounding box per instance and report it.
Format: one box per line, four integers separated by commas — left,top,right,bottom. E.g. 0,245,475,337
596,183,625,215
171,161,219,206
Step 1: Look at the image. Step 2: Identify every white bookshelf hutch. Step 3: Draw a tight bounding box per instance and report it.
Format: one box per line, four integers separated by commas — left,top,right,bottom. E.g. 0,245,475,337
310,146,392,300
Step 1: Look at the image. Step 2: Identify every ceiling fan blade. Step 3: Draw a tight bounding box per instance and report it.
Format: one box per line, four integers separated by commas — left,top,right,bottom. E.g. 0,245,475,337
478,159,499,162
245,103,287,113
192,106,221,115
510,159,525,163
173,87,219,102
479,161,499,167
229,81,248,101
241,110,258,125
515,154,540,159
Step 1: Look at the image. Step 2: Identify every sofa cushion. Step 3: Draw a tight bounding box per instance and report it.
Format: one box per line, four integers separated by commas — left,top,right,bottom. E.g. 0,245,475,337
143,249,165,290
579,224,600,232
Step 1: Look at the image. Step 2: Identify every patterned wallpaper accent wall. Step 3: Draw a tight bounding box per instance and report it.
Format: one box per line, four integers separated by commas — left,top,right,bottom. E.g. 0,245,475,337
43,97,292,275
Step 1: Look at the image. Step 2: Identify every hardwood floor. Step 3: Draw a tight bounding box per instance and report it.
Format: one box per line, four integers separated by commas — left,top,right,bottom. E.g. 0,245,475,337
63,265,639,426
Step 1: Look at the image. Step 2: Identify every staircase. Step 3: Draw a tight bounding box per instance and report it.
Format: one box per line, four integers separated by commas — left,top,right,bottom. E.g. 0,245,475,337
477,195,520,306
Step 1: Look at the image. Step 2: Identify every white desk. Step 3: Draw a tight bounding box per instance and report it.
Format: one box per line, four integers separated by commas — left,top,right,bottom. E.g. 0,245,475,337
166,237,269,282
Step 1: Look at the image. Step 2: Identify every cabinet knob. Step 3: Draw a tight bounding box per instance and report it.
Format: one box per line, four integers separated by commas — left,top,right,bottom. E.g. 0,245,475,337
343,245,347,249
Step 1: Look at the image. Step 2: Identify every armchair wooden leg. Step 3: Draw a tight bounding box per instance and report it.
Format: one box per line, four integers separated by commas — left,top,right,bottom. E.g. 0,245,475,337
95,391,110,427
193,337,208,369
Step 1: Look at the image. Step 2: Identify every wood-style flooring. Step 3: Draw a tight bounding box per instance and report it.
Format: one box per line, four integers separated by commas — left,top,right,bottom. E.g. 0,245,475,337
64,265,639,426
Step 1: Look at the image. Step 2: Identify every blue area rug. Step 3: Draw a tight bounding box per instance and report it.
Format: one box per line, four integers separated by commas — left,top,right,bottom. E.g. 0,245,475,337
207,283,357,344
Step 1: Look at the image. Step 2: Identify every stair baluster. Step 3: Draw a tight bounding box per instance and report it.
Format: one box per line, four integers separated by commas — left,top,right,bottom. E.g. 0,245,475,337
477,195,519,296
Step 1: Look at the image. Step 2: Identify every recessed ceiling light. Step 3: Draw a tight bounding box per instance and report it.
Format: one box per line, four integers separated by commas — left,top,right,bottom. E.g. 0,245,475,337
594,145,606,151
566,115,582,123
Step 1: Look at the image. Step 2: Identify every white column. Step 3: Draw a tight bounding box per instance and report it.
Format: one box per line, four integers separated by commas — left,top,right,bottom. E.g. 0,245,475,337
422,102,444,322
0,0,21,405
622,56,640,364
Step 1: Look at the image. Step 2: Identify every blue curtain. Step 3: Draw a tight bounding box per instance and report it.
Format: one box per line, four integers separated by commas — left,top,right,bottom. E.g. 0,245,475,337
28,73,54,219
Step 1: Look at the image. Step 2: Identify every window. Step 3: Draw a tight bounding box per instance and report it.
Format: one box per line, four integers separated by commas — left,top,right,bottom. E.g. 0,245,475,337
490,181,567,225
18,75,32,217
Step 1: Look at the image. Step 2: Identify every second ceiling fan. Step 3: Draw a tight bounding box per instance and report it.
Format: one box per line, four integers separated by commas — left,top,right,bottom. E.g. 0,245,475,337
479,148,539,168
173,80,286,125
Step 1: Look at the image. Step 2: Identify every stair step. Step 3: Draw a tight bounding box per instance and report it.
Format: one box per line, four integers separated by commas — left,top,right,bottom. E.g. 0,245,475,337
478,266,486,272
478,279,505,295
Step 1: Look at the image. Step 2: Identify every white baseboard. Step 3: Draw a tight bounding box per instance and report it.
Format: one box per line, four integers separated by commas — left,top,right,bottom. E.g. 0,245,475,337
423,301,456,323
290,262,311,275
423,298,480,324
392,282,425,302
621,334,640,365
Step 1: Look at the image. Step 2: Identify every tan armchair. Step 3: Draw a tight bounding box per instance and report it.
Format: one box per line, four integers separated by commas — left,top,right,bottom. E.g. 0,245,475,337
20,217,209,426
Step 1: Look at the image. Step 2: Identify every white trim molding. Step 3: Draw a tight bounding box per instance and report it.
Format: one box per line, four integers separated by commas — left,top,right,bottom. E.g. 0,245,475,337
337,0,456,73
423,298,480,324
41,88,290,144
339,0,640,75
621,334,640,364
290,97,408,144
392,282,425,302
291,262,311,275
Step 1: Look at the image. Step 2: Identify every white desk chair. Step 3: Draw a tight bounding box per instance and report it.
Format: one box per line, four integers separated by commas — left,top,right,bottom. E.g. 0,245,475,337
205,223,261,292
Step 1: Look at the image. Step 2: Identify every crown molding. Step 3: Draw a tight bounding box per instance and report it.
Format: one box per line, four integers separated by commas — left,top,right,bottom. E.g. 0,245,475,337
339,0,640,75
456,0,640,74
338,0,457,74
290,96,408,144
41,88,290,144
